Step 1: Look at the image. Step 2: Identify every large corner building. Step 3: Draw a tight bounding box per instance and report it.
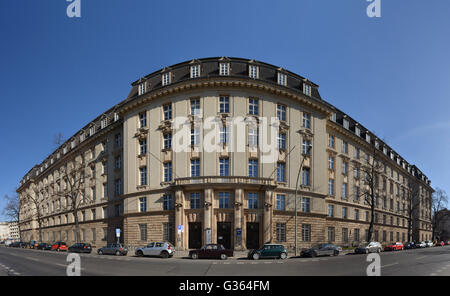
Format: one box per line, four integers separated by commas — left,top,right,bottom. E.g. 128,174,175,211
17,57,433,251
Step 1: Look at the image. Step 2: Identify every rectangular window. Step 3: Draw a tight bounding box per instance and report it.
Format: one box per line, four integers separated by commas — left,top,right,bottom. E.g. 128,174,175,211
191,127,200,146
302,113,311,129
342,141,348,154
354,186,359,201
164,162,173,182
139,197,147,212
342,228,348,243
139,112,147,128
190,65,200,78
190,192,201,209
139,224,147,241
103,183,108,198
115,156,121,169
219,192,230,209
277,162,286,182
303,83,311,96
138,83,145,96
219,63,229,76
328,135,335,148
301,197,310,213
328,156,335,170
219,96,230,113
342,183,348,199
302,224,311,242
163,223,175,244
342,207,347,219
248,98,259,115
328,179,335,195
115,179,122,195
162,72,171,86
190,98,201,115
115,133,122,147
276,223,286,242
139,167,148,186
302,139,311,155
248,159,258,178
91,209,96,220
354,209,359,221
139,139,147,155
276,194,285,210
277,133,286,150
163,133,172,150
163,103,172,120
354,229,360,242
163,194,174,210
342,162,348,175
191,159,200,177
248,126,258,147
277,104,286,121
302,167,310,186
219,158,230,176
248,193,258,209
219,124,229,144
328,205,334,217
278,72,287,86
249,65,258,79
343,119,349,129
328,227,335,242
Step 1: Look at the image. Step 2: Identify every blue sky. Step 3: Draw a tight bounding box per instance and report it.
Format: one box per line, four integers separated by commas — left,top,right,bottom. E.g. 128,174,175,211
1,0,449,219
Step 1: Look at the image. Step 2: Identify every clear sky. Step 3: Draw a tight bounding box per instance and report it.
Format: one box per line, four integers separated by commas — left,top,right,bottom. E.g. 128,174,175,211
1,0,449,219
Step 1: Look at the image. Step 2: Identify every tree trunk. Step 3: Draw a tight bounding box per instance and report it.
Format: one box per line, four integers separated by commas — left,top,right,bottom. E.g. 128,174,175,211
73,209,81,243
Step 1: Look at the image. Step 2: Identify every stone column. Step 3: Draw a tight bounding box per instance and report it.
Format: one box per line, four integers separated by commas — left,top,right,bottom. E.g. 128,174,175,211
204,188,213,244
234,188,244,250
175,189,185,249
263,189,274,244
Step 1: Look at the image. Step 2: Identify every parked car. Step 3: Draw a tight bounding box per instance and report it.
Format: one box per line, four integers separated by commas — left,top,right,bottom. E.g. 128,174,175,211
4,240,13,247
425,240,433,247
135,242,175,258
36,243,52,250
445,241,450,246
97,243,128,256
434,241,445,247
10,241,23,248
51,241,68,251
248,244,288,260
384,242,404,251
415,241,426,248
68,243,92,253
189,244,233,260
300,244,342,258
354,242,382,254
23,242,32,249
404,242,416,249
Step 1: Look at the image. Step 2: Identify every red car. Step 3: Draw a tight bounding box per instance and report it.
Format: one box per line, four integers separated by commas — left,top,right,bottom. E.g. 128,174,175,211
384,242,404,251
51,241,68,251
435,241,445,247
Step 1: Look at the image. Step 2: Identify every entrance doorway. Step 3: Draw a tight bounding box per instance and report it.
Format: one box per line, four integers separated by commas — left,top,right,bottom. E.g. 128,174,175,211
246,222,260,250
217,222,232,249
188,222,202,249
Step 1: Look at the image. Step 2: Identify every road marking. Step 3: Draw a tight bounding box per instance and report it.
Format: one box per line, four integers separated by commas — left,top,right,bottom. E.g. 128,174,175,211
381,262,399,268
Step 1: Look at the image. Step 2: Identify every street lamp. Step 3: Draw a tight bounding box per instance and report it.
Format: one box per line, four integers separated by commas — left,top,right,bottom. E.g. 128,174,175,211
294,137,312,257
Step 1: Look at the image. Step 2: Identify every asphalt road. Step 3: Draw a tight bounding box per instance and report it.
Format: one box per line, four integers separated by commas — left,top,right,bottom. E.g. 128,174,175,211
0,245,449,276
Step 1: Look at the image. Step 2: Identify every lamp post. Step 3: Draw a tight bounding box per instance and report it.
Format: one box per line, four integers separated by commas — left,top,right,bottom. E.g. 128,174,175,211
294,140,312,257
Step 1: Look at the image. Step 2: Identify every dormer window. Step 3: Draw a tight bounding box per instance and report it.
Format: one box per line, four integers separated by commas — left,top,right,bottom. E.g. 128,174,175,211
138,83,146,96
343,119,349,129
277,72,287,86
101,118,107,129
249,65,258,79
375,141,379,149
303,83,311,96
190,65,200,78
355,126,360,136
219,63,230,76
89,126,95,136
365,133,371,143
330,113,336,122
162,72,171,86
80,133,85,142
383,146,387,155
114,113,119,122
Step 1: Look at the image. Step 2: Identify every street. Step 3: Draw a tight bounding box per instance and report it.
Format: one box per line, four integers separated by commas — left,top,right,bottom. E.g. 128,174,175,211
0,245,449,276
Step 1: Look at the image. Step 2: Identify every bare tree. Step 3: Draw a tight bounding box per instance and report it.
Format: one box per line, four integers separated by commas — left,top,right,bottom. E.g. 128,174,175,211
432,188,448,240
21,186,45,242
2,193,22,241
54,159,91,243
403,181,421,242
351,145,384,243
53,132,65,147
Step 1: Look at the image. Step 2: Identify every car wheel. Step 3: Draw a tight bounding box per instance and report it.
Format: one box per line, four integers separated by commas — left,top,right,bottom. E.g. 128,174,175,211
311,251,317,258
136,250,143,257
252,253,260,260
280,252,287,259
161,251,169,259
98,250,103,255
220,253,228,260
333,250,339,256
191,253,198,260
115,251,121,256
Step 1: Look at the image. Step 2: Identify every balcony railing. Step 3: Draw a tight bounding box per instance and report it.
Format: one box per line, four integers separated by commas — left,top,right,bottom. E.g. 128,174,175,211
173,176,276,187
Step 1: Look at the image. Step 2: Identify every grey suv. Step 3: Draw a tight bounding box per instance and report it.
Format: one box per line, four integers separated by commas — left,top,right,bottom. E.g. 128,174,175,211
97,243,128,256
135,242,175,258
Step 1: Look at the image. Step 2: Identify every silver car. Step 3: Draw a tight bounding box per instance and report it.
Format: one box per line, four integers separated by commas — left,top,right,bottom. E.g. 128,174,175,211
354,242,382,254
135,242,175,258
